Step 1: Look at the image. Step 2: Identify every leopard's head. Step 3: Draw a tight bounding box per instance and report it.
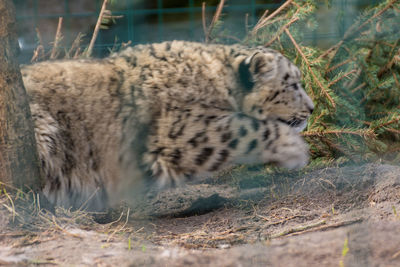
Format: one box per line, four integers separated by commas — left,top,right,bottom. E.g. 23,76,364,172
238,49,314,133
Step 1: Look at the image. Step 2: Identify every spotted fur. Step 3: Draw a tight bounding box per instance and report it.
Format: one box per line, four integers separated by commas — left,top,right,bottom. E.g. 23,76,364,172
144,103,308,188
22,41,313,210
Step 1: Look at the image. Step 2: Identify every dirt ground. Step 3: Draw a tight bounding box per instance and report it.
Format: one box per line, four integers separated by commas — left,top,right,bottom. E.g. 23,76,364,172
1,163,400,266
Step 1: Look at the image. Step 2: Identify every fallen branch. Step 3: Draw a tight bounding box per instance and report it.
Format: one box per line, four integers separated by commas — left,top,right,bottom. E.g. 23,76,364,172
270,220,326,239
271,218,364,239
293,218,363,236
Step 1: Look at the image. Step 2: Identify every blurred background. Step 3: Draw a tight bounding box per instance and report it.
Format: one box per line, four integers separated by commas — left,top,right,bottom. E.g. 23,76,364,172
14,0,382,63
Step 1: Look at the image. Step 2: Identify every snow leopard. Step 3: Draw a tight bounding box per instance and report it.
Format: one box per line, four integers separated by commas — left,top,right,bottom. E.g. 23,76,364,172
22,40,314,210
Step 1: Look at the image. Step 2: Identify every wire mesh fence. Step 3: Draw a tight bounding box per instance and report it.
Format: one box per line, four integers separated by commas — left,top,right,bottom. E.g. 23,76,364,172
14,0,383,62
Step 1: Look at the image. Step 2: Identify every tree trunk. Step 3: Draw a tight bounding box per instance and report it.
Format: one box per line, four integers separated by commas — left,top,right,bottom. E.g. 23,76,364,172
0,0,43,191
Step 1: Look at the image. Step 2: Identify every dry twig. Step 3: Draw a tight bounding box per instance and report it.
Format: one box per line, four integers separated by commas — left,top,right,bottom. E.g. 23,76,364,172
66,32,84,58
251,0,293,35
51,216,83,239
86,0,108,57
50,17,63,59
31,46,45,62
288,218,363,237
202,0,225,43
249,9,269,35
106,208,130,242
270,220,326,239
31,28,45,62
202,2,207,41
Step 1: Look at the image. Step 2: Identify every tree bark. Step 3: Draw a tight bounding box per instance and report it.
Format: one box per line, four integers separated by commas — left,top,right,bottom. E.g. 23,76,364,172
0,0,43,191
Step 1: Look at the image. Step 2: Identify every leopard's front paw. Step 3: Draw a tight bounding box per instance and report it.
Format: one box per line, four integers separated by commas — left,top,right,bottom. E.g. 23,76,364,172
262,123,309,169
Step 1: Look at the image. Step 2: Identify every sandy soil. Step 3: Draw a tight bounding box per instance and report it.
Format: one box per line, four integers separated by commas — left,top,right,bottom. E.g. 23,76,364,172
1,163,400,266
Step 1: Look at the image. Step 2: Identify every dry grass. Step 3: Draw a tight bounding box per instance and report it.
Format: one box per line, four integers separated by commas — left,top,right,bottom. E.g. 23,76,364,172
31,0,122,62
0,181,136,243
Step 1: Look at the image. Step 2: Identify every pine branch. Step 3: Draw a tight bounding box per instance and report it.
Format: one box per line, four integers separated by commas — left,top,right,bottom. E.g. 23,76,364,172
319,0,397,70
371,116,400,131
302,129,375,139
284,28,336,108
327,69,358,87
325,58,354,74
264,17,299,47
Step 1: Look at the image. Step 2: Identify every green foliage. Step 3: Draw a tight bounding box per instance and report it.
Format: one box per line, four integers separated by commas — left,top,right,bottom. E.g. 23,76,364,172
242,0,400,164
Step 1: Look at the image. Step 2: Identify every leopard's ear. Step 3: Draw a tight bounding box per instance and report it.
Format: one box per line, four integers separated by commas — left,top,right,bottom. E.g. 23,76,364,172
239,52,277,92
